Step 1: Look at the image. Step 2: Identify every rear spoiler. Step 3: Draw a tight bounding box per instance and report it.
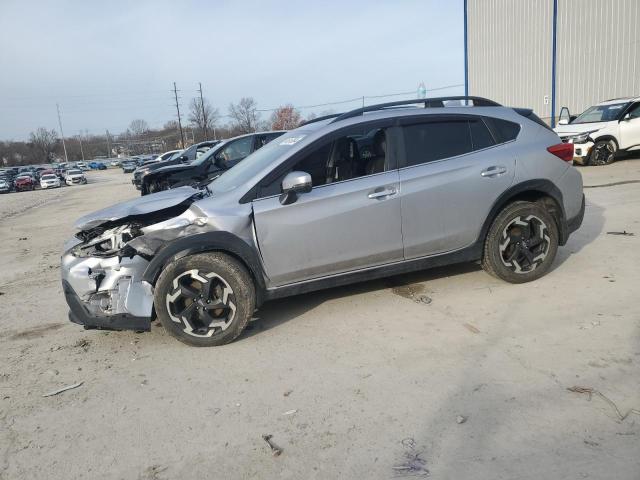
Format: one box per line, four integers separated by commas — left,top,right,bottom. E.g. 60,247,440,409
513,108,553,130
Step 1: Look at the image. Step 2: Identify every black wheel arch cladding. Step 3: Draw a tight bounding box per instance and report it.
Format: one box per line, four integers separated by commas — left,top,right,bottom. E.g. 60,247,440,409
142,231,267,295
477,179,568,247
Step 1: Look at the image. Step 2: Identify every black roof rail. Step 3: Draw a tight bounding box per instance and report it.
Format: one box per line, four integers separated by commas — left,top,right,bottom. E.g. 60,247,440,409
330,96,501,123
298,112,343,127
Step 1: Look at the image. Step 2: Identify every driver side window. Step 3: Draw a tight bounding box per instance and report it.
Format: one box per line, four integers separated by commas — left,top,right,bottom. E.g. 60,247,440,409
628,103,640,119
259,126,390,198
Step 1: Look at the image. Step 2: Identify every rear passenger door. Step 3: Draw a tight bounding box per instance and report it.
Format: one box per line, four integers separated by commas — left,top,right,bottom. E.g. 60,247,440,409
398,115,517,258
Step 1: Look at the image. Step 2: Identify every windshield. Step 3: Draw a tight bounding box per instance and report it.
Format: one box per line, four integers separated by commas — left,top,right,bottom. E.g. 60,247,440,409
572,102,630,124
41,174,56,180
209,131,309,195
67,169,82,175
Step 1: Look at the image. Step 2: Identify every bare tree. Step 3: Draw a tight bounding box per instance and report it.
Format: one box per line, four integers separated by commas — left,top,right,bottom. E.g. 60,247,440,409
228,97,260,133
128,119,149,136
270,104,302,130
29,127,58,163
188,97,219,139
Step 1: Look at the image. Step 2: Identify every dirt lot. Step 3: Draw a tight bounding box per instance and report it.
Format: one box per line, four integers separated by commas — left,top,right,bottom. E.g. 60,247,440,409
1,163,639,479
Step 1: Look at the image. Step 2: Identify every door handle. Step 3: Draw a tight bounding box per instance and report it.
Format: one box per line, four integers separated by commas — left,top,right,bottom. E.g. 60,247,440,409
368,187,397,199
480,166,507,177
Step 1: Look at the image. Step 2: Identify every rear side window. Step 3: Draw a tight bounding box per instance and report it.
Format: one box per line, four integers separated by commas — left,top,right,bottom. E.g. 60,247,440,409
403,121,473,166
483,117,521,143
469,119,495,150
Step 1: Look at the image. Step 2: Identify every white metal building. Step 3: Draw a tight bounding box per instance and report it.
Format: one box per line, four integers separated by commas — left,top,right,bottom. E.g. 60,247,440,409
464,0,640,125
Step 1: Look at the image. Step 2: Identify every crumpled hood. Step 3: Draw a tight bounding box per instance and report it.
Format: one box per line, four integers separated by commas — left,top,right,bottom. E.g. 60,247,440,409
554,122,602,137
74,186,202,230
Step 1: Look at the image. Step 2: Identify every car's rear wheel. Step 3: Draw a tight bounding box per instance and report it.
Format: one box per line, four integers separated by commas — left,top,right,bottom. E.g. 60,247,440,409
482,201,558,283
588,139,617,166
154,252,255,347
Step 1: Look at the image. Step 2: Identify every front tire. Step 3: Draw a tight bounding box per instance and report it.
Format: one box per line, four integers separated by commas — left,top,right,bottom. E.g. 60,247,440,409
154,253,255,346
482,201,558,283
588,139,617,166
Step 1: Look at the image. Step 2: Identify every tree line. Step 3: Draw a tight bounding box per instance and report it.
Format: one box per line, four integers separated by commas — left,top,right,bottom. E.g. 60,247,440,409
1,97,320,167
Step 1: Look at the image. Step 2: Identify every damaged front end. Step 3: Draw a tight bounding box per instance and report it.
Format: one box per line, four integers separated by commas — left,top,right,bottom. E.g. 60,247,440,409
61,187,212,331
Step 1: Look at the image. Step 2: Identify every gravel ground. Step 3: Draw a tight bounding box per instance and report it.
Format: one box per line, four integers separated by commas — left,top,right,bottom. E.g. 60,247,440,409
0,162,639,479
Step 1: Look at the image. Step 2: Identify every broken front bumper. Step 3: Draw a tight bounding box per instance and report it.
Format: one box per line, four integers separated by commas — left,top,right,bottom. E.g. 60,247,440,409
61,244,154,331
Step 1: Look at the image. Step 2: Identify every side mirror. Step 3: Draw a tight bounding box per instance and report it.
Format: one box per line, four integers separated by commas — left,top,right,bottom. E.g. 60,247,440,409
622,113,631,121
558,118,569,125
279,171,312,205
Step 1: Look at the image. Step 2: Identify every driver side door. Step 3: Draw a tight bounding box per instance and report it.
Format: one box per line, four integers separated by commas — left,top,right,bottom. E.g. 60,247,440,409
252,123,403,287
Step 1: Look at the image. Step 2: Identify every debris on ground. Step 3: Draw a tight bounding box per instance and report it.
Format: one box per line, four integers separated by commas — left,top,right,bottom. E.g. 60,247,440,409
282,409,297,416
463,323,480,334
456,415,467,424
0,291,4,296
567,386,640,421
43,381,84,397
73,338,92,351
283,389,293,397
262,434,282,456
18,237,28,241
391,283,433,305
606,231,634,236
583,439,599,447
392,438,429,477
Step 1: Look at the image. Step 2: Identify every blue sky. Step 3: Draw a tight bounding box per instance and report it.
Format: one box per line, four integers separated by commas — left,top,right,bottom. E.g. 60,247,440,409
0,0,464,140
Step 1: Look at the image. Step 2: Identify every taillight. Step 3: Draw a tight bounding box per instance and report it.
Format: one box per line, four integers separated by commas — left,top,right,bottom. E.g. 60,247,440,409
547,143,574,162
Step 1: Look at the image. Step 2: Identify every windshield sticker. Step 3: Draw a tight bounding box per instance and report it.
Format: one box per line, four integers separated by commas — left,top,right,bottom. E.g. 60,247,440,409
279,135,306,145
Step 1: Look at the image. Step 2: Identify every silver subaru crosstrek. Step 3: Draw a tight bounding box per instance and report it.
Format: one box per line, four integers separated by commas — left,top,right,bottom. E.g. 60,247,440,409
61,97,584,346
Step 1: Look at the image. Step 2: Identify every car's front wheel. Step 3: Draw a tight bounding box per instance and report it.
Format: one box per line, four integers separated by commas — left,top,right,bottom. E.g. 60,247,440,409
154,252,256,346
588,139,617,166
482,201,558,283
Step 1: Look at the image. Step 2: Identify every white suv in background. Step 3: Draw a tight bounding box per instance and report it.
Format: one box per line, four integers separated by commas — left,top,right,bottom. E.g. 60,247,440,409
554,97,640,165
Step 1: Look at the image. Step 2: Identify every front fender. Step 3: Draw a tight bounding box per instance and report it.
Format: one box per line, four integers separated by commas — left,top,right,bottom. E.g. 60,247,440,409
141,231,267,297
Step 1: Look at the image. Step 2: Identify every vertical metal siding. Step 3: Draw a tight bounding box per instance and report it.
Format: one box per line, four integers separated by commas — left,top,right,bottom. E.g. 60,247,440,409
467,0,553,120
557,0,640,116
467,0,640,122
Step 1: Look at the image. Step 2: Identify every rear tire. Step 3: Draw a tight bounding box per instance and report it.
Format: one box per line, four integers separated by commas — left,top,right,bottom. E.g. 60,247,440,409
482,201,558,283
154,252,255,347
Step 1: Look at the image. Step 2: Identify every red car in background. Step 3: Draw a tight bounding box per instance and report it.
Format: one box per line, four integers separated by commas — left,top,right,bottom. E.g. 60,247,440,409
14,175,36,191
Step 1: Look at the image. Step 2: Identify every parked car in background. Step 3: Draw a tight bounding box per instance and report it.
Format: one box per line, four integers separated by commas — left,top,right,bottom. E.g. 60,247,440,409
110,159,121,167
133,141,220,190
62,96,585,346
40,173,61,189
154,149,183,163
76,162,89,171
0,177,10,193
121,160,137,173
140,132,285,195
14,174,36,191
64,169,87,186
555,96,640,165
88,161,107,170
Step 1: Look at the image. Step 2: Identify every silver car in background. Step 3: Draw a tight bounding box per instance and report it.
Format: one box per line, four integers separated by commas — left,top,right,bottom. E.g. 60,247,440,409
61,96,584,346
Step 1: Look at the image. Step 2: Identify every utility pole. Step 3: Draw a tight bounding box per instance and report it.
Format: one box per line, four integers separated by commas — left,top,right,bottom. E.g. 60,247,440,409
105,130,111,157
173,82,186,148
77,134,85,161
198,82,209,140
56,103,69,163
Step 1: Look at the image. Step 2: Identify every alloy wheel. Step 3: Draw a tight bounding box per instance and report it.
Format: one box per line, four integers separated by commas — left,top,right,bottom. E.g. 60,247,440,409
165,269,236,337
499,215,551,274
591,141,615,165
